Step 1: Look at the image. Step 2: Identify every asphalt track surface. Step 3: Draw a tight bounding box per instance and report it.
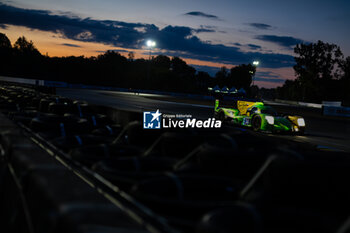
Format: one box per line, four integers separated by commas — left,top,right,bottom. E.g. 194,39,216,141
57,88,350,152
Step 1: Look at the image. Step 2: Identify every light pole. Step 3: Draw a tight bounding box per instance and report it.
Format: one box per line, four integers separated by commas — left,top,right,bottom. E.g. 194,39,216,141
146,40,156,82
146,40,156,60
252,60,259,86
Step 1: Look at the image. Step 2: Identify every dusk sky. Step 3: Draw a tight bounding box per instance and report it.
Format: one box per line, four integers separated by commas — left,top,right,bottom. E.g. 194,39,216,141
0,0,349,88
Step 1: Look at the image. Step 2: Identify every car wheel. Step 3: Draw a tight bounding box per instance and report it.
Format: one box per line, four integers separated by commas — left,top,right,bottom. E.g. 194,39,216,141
252,115,261,131
218,111,226,122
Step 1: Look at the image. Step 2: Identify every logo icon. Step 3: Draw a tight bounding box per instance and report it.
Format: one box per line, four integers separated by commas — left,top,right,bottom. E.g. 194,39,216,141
143,109,162,129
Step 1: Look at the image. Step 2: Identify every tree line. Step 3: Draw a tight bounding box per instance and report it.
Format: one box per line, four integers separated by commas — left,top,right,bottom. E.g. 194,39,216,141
2,33,347,104
276,40,350,105
0,33,256,94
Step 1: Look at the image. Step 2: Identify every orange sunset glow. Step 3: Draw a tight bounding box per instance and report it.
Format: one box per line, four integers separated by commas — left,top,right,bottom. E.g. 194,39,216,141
2,25,295,88
3,24,244,79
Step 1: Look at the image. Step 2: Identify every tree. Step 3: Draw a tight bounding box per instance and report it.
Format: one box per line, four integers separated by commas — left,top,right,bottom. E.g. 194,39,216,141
0,33,13,76
294,41,343,81
215,66,229,86
153,55,171,68
128,52,134,61
229,64,255,89
340,56,350,81
96,51,128,86
293,40,343,101
214,64,255,90
0,33,11,49
171,57,195,76
13,36,41,56
196,71,212,90
0,35,218,94
152,55,172,89
276,79,301,100
339,56,350,105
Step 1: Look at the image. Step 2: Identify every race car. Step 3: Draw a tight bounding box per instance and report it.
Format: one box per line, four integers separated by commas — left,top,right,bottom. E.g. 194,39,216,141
214,99,305,134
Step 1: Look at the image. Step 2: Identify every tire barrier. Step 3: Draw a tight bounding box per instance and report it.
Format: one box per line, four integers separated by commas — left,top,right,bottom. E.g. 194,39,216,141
1,82,350,233
0,115,148,233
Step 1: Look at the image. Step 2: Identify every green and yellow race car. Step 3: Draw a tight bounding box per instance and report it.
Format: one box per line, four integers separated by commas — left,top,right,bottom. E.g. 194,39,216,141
214,99,305,134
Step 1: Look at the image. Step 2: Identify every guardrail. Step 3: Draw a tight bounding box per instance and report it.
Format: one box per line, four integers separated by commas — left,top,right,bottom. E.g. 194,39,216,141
323,106,350,117
275,99,323,109
322,101,342,107
0,75,45,85
298,102,323,109
274,99,299,105
1,76,348,117
0,76,214,100
274,100,350,118
274,99,340,109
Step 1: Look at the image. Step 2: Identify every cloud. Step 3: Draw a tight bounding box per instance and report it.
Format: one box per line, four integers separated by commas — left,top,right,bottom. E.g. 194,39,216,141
254,77,285,83
254,71,285,83
193,25,216,33
247,44,262,50
232,42,242,46
184,11,220,20
256,71,279,78
95,49,130,53
230,43,261,50
191,65,220,76
61,43,81,47
200,25,217,29
0,3,296,68
193,28,215,33
255,35,305,48
0,3,149,48
248,23,272,30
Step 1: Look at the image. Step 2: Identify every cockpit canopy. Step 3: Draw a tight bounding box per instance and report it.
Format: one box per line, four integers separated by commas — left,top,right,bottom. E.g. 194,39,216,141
248,105,278,116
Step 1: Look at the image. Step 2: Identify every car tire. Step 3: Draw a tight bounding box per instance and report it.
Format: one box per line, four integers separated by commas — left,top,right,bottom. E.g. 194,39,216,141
218,111,226,122
251,115,261,132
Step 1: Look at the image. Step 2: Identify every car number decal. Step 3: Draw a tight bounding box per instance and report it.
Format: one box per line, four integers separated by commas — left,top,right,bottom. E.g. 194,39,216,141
243,117,250,126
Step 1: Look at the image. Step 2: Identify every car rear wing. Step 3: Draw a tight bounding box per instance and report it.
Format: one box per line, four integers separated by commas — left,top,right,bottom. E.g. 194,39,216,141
215,99,264,114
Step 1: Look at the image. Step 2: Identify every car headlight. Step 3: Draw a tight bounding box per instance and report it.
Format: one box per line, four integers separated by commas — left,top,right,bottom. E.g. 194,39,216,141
297,118,305,127
265,115,274,125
